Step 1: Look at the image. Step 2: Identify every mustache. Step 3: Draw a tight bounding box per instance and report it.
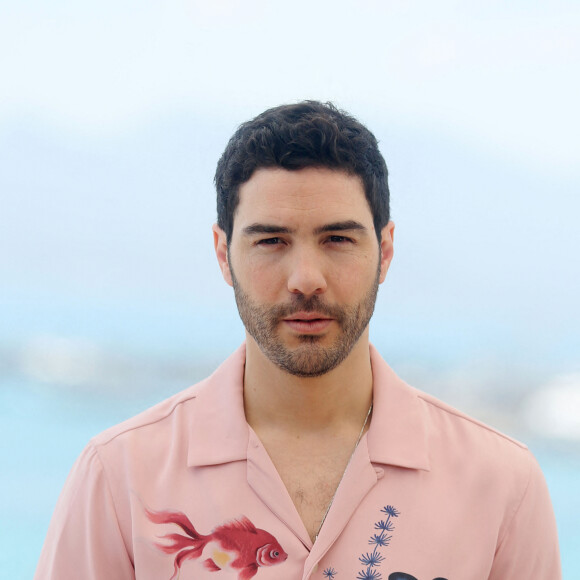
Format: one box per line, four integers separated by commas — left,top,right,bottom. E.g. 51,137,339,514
268,295,345,320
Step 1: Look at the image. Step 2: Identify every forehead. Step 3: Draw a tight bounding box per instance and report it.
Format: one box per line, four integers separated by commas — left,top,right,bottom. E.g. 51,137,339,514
233,167,372,230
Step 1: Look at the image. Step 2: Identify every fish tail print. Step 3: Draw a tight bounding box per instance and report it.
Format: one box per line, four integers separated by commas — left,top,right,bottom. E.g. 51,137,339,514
146,508,199,539
146,507,210,576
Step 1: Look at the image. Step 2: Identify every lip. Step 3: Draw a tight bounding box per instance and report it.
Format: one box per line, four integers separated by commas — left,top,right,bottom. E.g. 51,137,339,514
283,311,332,321
282,312,334,334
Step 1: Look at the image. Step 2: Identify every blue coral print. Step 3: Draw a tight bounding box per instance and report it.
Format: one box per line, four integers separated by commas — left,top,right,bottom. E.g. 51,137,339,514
321,505,447,579
355,504,400,580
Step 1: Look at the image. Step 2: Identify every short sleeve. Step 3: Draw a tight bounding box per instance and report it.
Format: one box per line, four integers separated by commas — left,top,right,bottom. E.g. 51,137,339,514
34,442,135,580
488,451,561,579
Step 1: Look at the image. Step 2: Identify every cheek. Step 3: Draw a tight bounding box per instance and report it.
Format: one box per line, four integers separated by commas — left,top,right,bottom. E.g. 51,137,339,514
242,258,286,296
333,254,378,288
340,275,374,303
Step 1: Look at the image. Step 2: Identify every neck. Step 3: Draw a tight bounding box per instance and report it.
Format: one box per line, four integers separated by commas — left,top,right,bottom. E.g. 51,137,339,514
243,330,373,436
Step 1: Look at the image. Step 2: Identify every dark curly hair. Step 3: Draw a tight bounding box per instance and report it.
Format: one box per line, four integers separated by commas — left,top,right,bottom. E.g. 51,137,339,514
214,100,390,243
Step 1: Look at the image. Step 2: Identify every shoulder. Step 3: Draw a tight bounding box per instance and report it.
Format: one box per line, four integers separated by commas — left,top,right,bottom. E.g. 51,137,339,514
411,385,538,499
375,381,560,576
371,343,527,456
89,344,247,455
370,344,537,503
399,383,549,542
91,380,205,448
416,386,527,451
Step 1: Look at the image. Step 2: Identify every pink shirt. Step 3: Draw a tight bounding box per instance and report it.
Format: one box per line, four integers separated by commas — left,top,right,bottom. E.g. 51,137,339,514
35,344,561,580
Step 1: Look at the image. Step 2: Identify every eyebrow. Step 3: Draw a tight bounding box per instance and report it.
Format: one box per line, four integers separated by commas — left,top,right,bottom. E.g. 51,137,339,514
242,224,294,235
313,220,368,235
242,220,368,236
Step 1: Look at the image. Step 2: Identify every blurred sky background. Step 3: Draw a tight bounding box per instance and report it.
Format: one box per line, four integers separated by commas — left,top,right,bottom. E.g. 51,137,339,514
1,0,579,577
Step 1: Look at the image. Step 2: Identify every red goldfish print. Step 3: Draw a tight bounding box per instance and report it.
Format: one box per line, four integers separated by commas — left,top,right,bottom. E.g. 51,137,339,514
146,508,288,580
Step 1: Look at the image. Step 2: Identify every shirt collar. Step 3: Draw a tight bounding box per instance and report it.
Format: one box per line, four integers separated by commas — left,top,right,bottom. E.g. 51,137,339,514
367,344,431,471
187,343,430,472
187,344,249,467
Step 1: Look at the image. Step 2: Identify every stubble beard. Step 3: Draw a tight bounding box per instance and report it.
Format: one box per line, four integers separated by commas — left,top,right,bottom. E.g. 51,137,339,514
230,258,381,378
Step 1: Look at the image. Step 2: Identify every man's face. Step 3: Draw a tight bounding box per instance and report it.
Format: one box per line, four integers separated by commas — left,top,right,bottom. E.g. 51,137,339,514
213,167,394,377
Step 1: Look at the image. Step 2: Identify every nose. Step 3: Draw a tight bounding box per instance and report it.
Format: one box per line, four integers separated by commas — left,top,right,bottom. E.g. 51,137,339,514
286,246,328,297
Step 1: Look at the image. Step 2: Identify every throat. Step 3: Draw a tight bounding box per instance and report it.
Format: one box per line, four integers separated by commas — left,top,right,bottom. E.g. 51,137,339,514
258,404,373,544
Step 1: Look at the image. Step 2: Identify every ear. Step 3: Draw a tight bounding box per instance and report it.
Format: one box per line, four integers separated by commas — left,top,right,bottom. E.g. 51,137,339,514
378,221,395,284
212,224,233,287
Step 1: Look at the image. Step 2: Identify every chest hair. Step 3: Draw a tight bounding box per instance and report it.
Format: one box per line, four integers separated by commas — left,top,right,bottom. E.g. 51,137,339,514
264,439,356,543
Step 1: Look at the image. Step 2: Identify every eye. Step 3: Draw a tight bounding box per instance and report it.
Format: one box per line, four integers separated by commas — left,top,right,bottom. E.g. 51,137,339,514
271,550,279,558
257,237,282,245
327,235,353,244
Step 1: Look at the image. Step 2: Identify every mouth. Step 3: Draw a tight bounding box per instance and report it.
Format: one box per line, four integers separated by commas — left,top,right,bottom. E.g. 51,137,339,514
282,312,334,333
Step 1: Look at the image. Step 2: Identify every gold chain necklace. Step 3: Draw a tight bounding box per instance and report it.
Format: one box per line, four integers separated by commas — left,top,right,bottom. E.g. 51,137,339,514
314,403,373,541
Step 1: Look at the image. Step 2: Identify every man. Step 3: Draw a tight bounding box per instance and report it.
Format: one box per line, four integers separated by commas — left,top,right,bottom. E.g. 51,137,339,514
35,101,561,579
